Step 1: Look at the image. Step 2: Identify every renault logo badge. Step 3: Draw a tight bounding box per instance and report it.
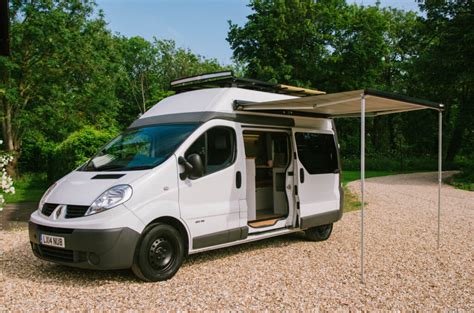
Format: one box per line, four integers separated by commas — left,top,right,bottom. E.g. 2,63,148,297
53,204,65,220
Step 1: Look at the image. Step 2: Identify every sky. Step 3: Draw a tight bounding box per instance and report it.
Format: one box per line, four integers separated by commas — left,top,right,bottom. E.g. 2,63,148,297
95,0,420,65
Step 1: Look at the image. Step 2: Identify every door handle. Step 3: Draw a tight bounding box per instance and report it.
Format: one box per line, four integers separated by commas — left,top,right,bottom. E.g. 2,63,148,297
236,171,242,189
300,168,305,183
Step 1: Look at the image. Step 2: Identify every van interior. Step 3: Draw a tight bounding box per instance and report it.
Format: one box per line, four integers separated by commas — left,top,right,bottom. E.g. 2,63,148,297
243,130,290,228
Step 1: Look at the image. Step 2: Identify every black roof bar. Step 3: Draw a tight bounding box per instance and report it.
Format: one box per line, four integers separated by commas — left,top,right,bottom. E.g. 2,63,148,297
170,71,325,97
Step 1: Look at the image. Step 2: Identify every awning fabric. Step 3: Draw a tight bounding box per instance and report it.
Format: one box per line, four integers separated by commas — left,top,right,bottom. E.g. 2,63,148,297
235,86,444,284
234,88,444,117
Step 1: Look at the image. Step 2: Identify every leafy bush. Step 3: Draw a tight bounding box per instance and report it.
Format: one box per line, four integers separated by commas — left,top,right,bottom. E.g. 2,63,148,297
48,127,117,181
19,132,56,173
449,157,474,191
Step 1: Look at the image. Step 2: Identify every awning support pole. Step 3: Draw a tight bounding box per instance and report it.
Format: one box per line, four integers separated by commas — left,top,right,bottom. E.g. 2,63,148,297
437,110,442,249
360,94,366,284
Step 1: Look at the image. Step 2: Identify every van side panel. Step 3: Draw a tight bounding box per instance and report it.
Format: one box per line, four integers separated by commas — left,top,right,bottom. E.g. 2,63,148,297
125,156,184,234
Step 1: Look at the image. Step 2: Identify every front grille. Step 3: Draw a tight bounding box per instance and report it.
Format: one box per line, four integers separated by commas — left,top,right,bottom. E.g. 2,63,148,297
65,205,90,218
38,245,74,262
41,203,59,216
42,203,90,219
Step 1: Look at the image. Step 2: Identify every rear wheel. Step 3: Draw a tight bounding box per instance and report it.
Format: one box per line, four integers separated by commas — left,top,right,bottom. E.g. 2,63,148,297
305,223,333,241
132,223,184,282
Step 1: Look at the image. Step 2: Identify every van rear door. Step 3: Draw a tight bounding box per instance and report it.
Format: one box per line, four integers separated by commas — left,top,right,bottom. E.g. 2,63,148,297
292,129,341,229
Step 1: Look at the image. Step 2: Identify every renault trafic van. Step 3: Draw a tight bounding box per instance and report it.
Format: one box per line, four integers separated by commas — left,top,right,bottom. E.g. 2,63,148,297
29,72,343,281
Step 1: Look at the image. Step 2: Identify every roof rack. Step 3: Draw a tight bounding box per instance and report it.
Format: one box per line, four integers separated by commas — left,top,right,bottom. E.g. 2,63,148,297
170,71,325,97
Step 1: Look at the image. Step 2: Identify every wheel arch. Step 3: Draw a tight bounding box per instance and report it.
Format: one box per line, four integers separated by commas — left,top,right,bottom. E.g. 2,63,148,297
145,216,190,254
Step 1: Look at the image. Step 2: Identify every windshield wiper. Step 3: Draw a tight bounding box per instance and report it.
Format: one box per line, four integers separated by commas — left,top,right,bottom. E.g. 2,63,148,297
95,165,127,171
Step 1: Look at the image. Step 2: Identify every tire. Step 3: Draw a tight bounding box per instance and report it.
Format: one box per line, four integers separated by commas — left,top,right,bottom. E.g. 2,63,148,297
132,223,185,282
305,223,333,242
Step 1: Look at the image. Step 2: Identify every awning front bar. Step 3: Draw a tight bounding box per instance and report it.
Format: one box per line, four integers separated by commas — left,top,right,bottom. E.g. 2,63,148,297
233,88,444,118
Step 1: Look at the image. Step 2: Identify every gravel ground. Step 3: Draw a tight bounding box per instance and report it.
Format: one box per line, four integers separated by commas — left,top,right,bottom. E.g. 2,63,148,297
1,172,473,310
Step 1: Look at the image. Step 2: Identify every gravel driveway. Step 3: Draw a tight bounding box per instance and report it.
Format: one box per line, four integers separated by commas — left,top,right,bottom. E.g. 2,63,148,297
1,172,473,310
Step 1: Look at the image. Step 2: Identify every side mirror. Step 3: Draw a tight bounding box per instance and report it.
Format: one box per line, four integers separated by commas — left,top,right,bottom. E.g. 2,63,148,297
178,154,204,180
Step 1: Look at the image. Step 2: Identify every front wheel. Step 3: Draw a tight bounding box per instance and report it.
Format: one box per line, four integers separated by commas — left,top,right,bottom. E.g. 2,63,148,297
305,223,333,241
132,223,185,282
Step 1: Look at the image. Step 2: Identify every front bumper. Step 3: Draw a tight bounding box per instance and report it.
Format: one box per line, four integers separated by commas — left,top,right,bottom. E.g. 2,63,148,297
29,222,140,270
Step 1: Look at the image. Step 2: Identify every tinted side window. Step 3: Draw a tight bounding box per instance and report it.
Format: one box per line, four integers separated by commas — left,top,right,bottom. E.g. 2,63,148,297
185,126,236,177
295,132,338,174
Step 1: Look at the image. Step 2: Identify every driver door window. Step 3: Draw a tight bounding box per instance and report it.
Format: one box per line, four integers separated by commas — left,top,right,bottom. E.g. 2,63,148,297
185,126,236,177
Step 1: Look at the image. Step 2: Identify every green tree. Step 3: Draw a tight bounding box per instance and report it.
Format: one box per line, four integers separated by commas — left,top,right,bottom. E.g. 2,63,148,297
117,36,161,116
116,37,226,126
0,0,121,174
48,126,116,180
154,39,225,86
326,4,420,157
1,0,228,174
325,5,419,92
228,0,347,86
115,36,166,127
410,0,474,163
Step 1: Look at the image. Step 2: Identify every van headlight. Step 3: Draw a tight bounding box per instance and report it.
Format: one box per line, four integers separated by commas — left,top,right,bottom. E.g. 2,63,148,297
38,182,57,211
85,185,133,216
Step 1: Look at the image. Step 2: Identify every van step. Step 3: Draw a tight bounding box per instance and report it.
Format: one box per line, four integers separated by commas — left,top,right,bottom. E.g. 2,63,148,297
248,218,281,228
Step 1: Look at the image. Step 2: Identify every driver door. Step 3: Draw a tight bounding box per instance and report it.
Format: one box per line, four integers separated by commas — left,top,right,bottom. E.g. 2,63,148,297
175,120,246,249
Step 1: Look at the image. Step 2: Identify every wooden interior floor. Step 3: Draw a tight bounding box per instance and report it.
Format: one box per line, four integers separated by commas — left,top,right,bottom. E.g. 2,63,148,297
248,210,287,228
248,218,280,228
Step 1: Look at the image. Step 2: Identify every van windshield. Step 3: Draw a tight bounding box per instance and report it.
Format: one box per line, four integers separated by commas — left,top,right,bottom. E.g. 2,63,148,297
82,124,198,172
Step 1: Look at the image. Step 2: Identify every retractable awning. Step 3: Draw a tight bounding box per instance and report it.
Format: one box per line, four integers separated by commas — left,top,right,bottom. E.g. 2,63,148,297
234,88,444,117
235,88,444,284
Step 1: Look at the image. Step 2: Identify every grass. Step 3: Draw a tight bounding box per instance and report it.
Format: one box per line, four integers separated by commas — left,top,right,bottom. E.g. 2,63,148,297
341,170,404,185
342,170,405,213
446,161,474,191
448,173,474,191
4,173,50,204
343,185,365,213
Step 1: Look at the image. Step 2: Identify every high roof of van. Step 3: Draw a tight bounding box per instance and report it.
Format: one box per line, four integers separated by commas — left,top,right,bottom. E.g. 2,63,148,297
140,87,296,119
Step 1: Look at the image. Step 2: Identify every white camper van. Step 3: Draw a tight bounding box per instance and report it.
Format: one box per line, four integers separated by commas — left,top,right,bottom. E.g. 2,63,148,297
29,72,343,281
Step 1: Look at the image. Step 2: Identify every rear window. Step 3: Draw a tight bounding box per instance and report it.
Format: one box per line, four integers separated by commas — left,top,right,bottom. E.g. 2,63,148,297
295,132,338,174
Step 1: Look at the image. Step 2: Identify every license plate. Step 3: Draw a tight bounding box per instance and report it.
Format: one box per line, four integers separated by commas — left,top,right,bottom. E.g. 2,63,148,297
40,234,65,248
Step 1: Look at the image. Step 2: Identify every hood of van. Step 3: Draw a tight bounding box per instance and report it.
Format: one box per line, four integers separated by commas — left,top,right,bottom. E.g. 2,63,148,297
44,170,148,206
